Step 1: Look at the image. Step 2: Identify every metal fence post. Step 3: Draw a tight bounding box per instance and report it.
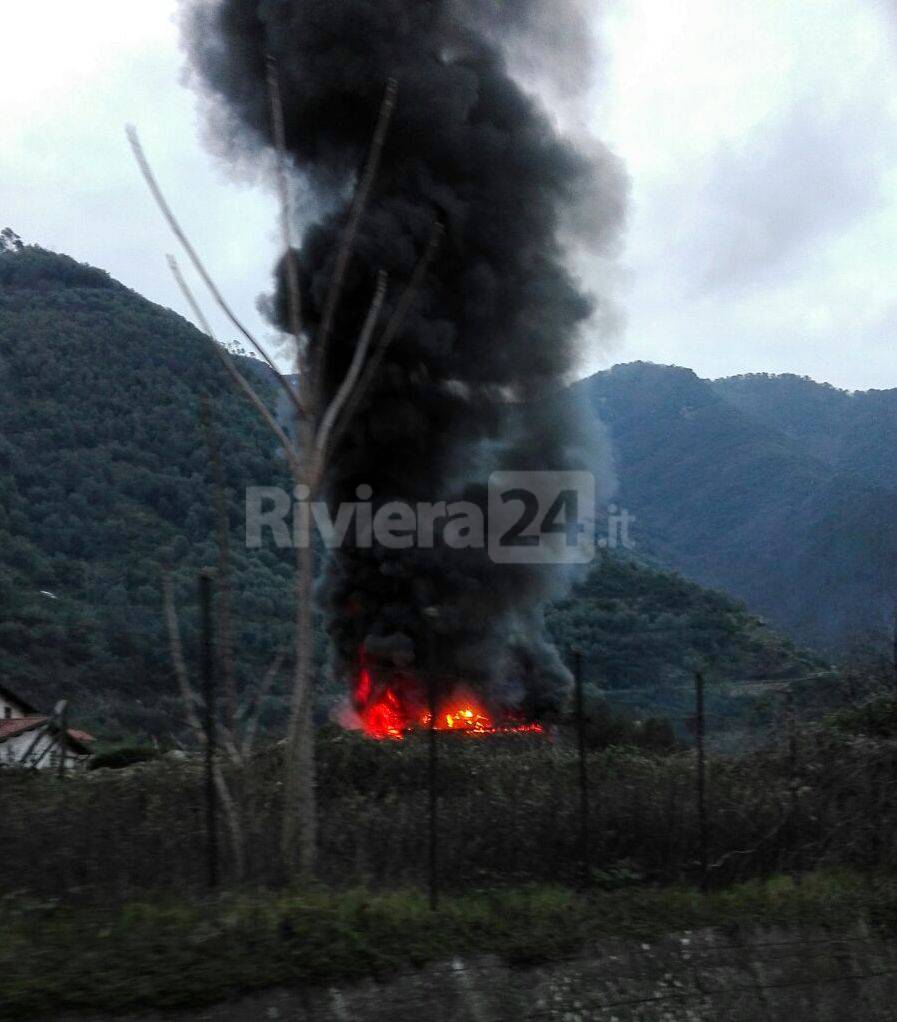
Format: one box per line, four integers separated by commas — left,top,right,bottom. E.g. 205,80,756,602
695,670,708,892
200,569,218,890
574,649,590,886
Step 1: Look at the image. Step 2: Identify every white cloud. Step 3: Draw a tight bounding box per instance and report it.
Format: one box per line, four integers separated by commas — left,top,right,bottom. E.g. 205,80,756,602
0,0,280,359
2,0,897,390
589,0,897,390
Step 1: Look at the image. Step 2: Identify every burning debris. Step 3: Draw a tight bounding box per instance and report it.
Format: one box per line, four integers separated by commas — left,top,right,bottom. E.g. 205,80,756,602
350,655,544,740
182,0,626,727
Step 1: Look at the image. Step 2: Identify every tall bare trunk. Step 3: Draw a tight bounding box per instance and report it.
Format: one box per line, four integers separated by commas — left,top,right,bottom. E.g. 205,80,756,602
130,96,428,886
163,570,246,879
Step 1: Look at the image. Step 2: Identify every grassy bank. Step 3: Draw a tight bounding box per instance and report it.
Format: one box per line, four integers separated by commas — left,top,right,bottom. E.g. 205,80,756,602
2,870,895,1019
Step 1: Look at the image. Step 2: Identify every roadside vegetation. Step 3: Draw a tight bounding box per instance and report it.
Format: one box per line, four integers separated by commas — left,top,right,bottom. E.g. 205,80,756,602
2,870,894,1019
4,706,897,898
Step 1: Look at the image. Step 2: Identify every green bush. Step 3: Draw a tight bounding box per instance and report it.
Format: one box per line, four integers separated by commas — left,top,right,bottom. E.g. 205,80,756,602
87,745,160,771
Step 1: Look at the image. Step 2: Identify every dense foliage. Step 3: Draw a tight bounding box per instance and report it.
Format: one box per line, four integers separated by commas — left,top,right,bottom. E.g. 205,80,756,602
713,371,897,492
580,362,897,649
547,555,829,735
0,246,295,739
2,720,896,897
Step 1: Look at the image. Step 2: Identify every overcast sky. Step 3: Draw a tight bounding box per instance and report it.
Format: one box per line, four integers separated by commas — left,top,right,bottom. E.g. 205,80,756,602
2,0,896,391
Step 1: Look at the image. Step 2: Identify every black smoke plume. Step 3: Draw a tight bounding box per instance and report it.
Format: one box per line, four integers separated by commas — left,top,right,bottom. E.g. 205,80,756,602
181,0,627,717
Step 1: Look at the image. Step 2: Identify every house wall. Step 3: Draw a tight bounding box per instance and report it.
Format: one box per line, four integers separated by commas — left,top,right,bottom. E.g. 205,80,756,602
0,694,26,720
0,729,82,770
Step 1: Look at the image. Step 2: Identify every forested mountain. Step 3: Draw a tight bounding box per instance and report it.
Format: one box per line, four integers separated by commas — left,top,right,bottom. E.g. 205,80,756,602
712,373,897,493
546,555,830,734
0,245,295,739
579,363,897,650
0,245,821,742
548,555,822,690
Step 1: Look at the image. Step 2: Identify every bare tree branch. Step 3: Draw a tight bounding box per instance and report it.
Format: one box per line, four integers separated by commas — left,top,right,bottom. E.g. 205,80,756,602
163,569,246,874
167,256,304,480
314,270,388,468
242,648,286,758
28,733,55,771
314,79,398,400
127,125,305,420
375,221,444,359
134,83,410,878
213,762,245,876
162,570,205,743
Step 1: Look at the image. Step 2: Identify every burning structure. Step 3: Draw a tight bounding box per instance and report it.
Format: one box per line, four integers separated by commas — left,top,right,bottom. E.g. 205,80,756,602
353,652,545,740
182,0,626,737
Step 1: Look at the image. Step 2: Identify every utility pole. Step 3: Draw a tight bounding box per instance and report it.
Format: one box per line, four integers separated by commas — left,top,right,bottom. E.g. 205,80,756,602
785,689,799,878
574,649,590,886
423,606,440,910
892,605,897,690
200,569,218,890
786,690,798,816
695,671,708,892
427,667,438,910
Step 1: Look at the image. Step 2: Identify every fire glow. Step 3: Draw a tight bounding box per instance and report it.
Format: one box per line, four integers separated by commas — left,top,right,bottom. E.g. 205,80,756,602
353,664,543,741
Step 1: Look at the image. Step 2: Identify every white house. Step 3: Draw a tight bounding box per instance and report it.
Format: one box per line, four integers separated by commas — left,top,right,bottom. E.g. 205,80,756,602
0,683,94,770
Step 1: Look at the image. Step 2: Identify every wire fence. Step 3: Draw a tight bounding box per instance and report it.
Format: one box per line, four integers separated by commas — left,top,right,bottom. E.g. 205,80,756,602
2,698,897,906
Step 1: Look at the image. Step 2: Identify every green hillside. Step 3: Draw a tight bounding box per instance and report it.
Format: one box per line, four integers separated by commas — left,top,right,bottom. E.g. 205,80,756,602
0,247,828,742
579,363,897,650
713,372,897,494
547,554,830,734
0,245,295,739
548,555,823,687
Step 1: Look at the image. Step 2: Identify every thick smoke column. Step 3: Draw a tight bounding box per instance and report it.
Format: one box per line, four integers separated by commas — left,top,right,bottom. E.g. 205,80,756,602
182,0,626,716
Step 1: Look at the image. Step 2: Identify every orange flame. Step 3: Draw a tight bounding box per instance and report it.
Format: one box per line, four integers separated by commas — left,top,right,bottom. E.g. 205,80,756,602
353,662,542,740
356,669,409,740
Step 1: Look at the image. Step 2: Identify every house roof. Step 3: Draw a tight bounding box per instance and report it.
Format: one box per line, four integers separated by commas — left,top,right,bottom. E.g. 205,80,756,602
0,716,47,742
0,716,95,754
67,729,95,746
